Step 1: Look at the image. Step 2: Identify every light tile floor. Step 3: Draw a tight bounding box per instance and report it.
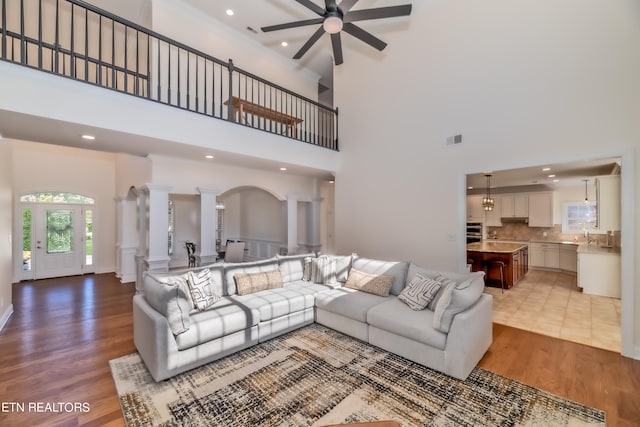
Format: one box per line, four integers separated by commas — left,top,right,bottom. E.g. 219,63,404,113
484,269,621,352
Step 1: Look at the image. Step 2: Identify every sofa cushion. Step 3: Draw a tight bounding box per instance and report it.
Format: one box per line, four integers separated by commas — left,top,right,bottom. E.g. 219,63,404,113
344,268,393,297
306,255,338,284
314,288,393,323
174,297,260,350
143,272,191,336
284,281,339,295
367,298,447,350
234,270,283,296
230,288,315,322
408,263,485,333
335,254,355,283
277,253,316,282
223,258,279,295
150,265,225,310
398,273,442,310
351,257,409,296
186,268,222,311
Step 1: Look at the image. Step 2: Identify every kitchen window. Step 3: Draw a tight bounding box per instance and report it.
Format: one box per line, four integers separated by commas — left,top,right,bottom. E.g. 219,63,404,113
562,201,597,233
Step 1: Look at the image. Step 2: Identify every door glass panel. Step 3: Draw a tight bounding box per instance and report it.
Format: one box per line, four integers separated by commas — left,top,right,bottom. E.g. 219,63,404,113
22,208,32,271
85,209,93,266
46,210,74,254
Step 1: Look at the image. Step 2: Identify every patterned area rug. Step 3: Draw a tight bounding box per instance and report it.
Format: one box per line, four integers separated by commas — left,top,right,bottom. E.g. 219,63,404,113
110,324,606,426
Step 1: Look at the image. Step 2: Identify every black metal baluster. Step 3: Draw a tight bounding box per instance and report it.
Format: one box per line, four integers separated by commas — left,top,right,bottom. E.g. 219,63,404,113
227,59,234,122
167,43,171,104
19,0,25,64
111,19,115,89
124,26,128,93
1,0,6,59
38,0,43,69
97,15,102,85
84,8,88,81
156,38,161,101
195,55,199,112
204,60,208,115
135,29,139,95
146,34,150,98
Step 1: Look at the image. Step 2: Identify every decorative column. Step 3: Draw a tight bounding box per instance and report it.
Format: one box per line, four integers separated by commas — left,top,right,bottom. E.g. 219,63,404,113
197,187,219,265
144,184,171,273
134,187,147,293
115,196,138,284
286,195,298,255
309,197,322,253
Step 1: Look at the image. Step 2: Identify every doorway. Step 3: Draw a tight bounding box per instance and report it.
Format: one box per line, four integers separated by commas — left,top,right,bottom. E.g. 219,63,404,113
18,192,95,281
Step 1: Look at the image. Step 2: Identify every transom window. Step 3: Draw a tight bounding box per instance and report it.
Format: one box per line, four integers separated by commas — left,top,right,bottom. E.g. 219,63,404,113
20,192,94,204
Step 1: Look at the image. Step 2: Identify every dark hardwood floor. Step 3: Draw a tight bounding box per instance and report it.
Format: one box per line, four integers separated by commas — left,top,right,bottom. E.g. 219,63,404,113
1,273,639,426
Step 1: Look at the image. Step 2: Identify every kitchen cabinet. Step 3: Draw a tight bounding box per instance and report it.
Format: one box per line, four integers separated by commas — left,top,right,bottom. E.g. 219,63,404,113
529,242,559,269
467,195,484,222
596,175,620,231
559,244,578,273
501,194,528,218
528,192,553,227
485,197,502,226
578,246,620,298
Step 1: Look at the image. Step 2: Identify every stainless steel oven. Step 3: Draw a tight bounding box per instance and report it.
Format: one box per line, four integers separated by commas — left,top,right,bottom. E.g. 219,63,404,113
466,222,483,243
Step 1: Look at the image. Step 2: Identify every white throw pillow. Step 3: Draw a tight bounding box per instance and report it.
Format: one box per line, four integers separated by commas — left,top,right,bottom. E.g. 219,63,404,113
398,273,442,311
187,268,221,311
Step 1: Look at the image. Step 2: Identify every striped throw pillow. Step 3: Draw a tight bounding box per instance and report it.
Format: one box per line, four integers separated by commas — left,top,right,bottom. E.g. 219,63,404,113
307,256,337,284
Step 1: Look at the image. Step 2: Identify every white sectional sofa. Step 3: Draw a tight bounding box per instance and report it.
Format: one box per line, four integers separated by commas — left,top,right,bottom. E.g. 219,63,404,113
133,253,493,382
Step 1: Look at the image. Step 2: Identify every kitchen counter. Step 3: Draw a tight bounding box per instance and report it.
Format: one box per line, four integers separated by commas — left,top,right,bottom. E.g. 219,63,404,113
467,241,528,254
467,242,529,289
577,243,621,255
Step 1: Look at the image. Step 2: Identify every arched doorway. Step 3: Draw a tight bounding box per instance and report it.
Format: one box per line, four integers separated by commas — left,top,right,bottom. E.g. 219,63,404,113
17,192,95,280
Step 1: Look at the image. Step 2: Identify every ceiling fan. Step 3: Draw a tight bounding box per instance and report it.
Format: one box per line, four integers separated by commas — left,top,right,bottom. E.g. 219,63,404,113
261,0,412,65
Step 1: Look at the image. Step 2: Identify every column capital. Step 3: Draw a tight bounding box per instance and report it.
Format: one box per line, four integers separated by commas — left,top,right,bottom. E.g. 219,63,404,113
143,183,172,193
197,187,220,195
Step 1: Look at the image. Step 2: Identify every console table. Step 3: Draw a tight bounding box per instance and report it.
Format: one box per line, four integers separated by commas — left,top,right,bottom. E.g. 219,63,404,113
224,96,303,138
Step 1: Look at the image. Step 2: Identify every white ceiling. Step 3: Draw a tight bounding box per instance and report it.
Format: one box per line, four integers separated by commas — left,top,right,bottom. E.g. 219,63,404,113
182,0,414,83
466,158,621,193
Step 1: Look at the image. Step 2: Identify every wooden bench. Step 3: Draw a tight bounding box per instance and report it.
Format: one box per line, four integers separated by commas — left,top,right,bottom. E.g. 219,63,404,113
224,96,303,138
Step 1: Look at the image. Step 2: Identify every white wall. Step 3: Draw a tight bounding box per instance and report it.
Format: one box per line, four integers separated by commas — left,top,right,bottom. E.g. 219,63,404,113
11,141,117,275
334,0,640,352
0,141,13,331
150,0,320,100
115,153,152,197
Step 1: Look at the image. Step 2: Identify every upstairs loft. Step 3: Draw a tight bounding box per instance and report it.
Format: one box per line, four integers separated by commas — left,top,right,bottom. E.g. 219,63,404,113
0,0,339,176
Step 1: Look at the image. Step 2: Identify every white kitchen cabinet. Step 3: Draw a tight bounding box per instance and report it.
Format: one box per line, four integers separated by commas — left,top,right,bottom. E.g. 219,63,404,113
467,195,484,222
596,175,621,231
501,194,528,218
485,197,502,226
528,192,553,227
529,242,560,269
559,244,578,273
578,249,620,298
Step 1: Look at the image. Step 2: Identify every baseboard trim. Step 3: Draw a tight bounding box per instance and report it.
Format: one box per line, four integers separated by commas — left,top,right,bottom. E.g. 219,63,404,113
0,304,14,332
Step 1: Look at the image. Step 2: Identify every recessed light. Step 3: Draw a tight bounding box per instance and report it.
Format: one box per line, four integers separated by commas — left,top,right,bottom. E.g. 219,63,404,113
226,9,234,16
548,174,556,178
553,179,560,182
542,167,551,172
280,167,287,171
329,180,335,184
205,155,214,159
281,41,288,47
81,134,95,140
467,186,473,190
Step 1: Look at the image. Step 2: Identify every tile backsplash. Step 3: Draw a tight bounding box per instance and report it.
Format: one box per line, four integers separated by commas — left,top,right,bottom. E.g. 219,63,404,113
485,223,620,246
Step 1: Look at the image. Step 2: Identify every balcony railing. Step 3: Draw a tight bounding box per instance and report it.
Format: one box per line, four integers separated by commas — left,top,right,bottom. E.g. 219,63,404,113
0,0,338,150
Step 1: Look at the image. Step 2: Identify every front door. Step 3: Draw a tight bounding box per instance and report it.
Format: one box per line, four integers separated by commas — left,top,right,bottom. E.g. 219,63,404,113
33,204,83,279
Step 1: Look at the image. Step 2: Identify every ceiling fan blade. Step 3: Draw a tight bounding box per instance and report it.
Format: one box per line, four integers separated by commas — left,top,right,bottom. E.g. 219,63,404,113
338,0,359,13
342,22,387,51
293,26,326,59
343,5,412,23
330,32,344,65
295,0,327,16
261,18,323,32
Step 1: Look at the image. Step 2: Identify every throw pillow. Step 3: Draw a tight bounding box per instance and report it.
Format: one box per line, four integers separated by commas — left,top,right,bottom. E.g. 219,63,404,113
344,268,393,297
427,273,457,311
432,279,456,331
398,273,442,311
235,269,283,296
305,255,337,284
187,269,221,311
143,273,191,335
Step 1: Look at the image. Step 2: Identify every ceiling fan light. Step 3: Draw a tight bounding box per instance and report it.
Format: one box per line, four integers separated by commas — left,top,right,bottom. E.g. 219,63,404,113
323,15,343,34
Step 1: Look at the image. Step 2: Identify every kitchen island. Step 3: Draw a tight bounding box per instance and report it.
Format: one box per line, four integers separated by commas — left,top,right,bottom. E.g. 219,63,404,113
467,241,529,289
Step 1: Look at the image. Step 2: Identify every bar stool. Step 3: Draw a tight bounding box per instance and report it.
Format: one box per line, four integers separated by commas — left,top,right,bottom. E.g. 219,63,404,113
483,260,506,293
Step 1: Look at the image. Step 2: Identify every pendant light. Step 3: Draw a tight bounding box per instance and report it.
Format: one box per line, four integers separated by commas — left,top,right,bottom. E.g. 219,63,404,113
583,179,589,203
483,174,494,211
